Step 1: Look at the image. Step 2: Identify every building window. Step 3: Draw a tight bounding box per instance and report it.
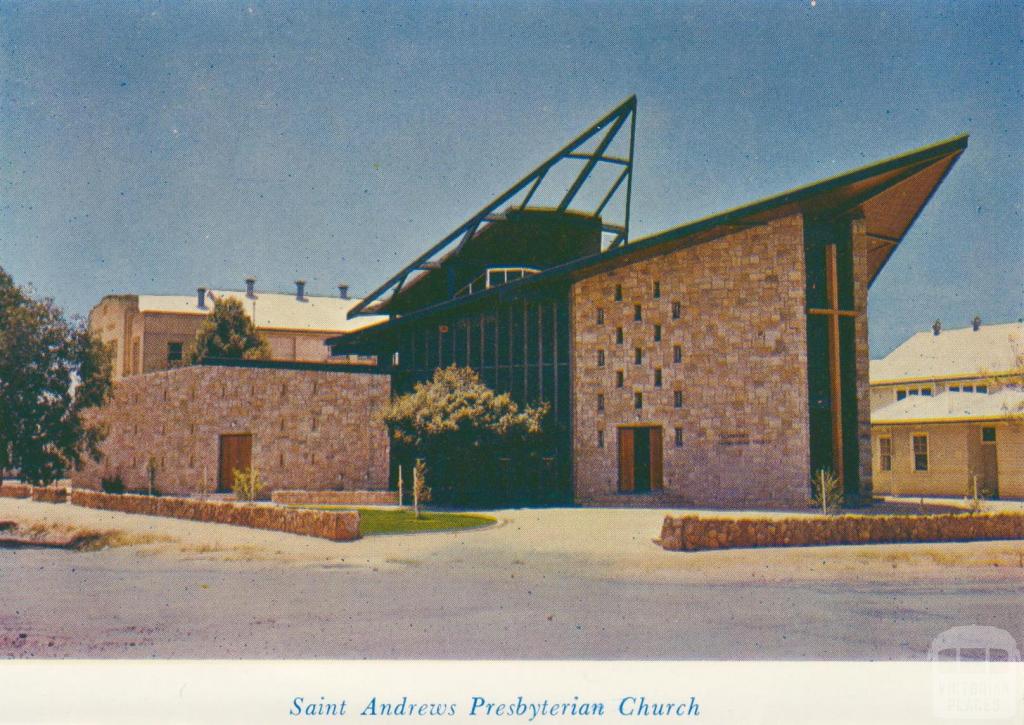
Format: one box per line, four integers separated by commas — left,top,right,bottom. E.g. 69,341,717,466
674,390,683,408
614,284,623,301
981,427,996,443
913,434,928,472
597,430,605,448
672,301,681,320
920,388,932,397
597,394,605,412
896,389,907,401
673,345,682,364
654,369,662,387
616,371,624,388
634,347,643,365
597,350,606,367
616,327,624,345
674,427,683,448
312,417,318,432
976,385,988,394
167,342,183,364
653,324,661,342
653,281,661,299
634,391,643,410
634,304,642,322
596,308,605,325
879,437,892,472
279,453,285,467
949,386,961,392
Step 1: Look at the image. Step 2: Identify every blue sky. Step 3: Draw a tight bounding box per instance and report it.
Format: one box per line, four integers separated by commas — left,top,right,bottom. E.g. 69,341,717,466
1,0,1021,356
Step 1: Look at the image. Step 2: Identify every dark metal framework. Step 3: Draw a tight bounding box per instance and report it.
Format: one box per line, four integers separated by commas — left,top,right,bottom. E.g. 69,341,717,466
347,95,637,319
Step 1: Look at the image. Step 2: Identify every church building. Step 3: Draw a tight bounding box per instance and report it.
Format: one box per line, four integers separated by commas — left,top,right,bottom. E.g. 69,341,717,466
328,97,968,508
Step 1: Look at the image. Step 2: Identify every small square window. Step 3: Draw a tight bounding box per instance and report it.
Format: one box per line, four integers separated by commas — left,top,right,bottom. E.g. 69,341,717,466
921,388,932,397
167,342,183,364
634,304,642,322
654,369,662,387
976,385,988,394
597,430,605,448
674,390,683,408
597,393,605,412
949,386,961,392
909,389,920,396
674,427,683,447
982,427,996,443
634,347,643,365
634,391,643,410
673,345,682,364
597,350,606,367
896,390,907,401
614,284,623,301
653,281,661,299
672,301,681,320
596,308,605,325
616,327,624,345
962,385,974,393
616,371,624,388
653,324,661,342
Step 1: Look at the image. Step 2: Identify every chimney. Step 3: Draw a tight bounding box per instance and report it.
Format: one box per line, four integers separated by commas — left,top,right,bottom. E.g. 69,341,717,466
245,277,256,298
197,287,207,310
972,315,981,332
932,319,942,336
338,283,349,300
295,279,306,301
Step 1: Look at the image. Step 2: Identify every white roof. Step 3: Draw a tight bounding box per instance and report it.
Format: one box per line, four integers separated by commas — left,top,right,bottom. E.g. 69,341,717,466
872,389,1024,424
870,322,1023,383
137,290,386,334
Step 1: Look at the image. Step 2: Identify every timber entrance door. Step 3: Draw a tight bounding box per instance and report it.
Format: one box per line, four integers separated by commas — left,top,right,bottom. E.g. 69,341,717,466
618,426,663,493
979,427,999,498
218,433,252,492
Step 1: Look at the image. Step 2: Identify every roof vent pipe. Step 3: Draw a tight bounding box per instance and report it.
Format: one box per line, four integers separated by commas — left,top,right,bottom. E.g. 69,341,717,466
932,319,942,336
245,277,256,298
338,283,349,300
197,287,207,310
295,279,306,301
972,315,981,332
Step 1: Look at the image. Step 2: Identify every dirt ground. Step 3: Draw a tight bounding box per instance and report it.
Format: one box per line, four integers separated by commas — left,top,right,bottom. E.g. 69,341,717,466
1,497,1022,659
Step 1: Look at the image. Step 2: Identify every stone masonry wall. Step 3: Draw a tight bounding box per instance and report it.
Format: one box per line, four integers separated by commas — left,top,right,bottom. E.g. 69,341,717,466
70,365,390,495
571,214,811,507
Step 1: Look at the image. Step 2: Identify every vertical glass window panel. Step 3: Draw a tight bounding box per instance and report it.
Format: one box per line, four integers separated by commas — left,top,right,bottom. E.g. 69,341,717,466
596,308,605,325
674,427,683,447
469,318,482,369
982,427,996,443
597,430,605,448
634,347,643,365
673,345,682,364
526,304,539,365
484,316,497,370
921,388,932,397
672,301,681,320
616,371,624,388
653,281,661,299
976,385,988,394
616,328,624,345
614,284,623,301
879,437,892,471
654,324,661,342
597,394,605,412
674,390,683,408
542,303,555,365
634,392,643,410
634,304,642,322
597,350,606,367
654,369,662,387
913,435,928,471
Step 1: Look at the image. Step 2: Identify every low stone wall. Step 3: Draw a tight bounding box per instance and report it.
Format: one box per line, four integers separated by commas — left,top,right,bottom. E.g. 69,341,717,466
659,511,1024,551
30,487,68,504
0,483,33,499
69,490,360,542
271,490,399,506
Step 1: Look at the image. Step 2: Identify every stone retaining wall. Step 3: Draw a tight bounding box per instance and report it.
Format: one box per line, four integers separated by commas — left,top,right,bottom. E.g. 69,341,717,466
30,487,68,504
659,511,1024,551
271,490,399,506
69,490,360,542
0,483,33,499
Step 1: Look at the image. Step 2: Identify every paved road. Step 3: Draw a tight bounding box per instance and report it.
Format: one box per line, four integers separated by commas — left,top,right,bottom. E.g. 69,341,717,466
1,501,1022,659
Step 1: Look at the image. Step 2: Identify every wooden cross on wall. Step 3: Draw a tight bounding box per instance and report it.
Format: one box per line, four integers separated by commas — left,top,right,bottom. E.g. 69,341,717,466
807,244,857,486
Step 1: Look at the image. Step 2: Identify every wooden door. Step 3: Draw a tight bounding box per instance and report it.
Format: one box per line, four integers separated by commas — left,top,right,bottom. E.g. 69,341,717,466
218,433,252,492
649,426,663,491
618,428,635,493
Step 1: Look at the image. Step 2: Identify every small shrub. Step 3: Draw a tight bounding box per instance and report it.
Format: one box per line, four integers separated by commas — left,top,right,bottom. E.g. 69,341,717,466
100,474,125,495
964,472,994,514
412,458,431,519
811,468,843,515
232,466,265,502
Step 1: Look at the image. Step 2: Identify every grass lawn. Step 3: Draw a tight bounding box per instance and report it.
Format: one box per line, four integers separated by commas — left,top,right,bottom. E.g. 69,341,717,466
301,507,496,535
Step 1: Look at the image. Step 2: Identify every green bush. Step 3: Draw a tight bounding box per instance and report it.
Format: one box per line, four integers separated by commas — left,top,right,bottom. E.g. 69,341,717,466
100,474,125,495
232,466,265,502
811,468,843,514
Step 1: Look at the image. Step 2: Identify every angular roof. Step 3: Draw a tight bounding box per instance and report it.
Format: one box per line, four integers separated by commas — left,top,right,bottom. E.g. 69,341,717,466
870,321,1024,384
137,290,386,334
872,389,1024,425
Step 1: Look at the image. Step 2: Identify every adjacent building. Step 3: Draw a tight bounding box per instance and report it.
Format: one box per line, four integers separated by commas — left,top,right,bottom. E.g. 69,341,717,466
871,321,1024,499
89,279,383,380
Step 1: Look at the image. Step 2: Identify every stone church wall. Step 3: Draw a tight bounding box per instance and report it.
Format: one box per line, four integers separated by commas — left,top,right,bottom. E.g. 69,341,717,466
571,213,812,507
70,364,390,496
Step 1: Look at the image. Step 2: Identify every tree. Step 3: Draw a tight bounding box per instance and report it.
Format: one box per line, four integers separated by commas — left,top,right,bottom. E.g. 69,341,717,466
0,266,112,484
379,365,548,506
186,297,270,363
